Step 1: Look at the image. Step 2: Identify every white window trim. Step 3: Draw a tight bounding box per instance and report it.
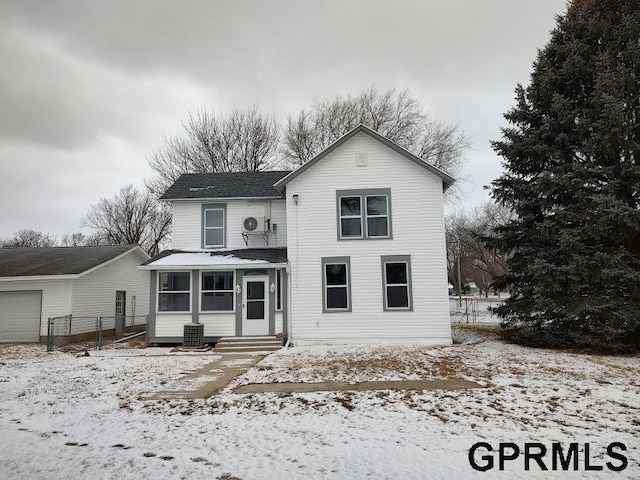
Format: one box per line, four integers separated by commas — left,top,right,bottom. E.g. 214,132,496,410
338,196,363,239
365,194,390,238
157,271,191,314
382,258,412,311
200,271,235,313
203,207,225,248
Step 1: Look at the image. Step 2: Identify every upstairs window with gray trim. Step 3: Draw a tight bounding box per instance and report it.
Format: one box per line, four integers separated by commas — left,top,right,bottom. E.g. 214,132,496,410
322,257,351,312
337,189,391,240
158,272,191,312
381,255,413,311
201,271,234,311
203,205,226,248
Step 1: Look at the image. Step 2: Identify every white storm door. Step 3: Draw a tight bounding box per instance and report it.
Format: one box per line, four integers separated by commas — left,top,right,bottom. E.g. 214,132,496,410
242,276,269,336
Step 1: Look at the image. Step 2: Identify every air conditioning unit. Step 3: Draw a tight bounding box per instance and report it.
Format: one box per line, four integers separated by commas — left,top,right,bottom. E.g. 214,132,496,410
183,323,204,349
242,216,266,233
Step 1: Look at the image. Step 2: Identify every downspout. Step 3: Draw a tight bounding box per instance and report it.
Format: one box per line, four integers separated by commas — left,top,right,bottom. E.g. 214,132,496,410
284,193,299,349
284,264,292,349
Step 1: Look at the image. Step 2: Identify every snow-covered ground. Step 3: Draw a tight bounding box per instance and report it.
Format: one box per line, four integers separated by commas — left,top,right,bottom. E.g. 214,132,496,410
0,327,638,479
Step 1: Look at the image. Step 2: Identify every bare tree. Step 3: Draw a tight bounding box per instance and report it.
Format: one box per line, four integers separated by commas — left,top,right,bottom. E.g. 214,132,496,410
60,232,105,247
82,185,172,256
282,86,470,181
1,229,57,248
147,105,280,196
446,202,514,296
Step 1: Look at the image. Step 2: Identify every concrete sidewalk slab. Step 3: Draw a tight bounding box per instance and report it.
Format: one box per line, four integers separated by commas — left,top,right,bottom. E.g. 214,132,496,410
140,352,268,400
233,378,485,394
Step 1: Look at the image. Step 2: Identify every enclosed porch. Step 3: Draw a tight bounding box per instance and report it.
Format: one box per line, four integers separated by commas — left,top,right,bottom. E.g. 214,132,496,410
141,248,288,344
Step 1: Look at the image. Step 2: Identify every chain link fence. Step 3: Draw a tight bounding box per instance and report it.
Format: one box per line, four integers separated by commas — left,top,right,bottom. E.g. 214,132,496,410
46,314,148,352
450,297,505,324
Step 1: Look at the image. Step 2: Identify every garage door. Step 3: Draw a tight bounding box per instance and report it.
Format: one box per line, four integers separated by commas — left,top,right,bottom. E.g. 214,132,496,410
0,291,42,342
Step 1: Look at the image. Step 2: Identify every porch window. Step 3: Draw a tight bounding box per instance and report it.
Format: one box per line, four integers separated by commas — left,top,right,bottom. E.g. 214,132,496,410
201,271,234,311
203,204,226,248
381,255,413,311
322,256,351,312
158,272,190,312
275,269,282,311
337,189,392,240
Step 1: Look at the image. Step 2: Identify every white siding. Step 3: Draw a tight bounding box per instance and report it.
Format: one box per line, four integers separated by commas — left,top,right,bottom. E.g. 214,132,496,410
0,279,72,337
199,314,236,337
71,249,150,320
286,132,451,345
172,202,201,250
171,199,287,250
155,314,192,337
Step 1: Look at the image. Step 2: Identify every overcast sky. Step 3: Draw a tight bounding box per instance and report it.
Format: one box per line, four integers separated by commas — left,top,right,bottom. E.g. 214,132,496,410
0,0,568,239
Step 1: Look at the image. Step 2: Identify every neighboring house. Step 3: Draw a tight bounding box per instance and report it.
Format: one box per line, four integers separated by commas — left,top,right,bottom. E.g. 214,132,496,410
0,245,150,342
142,124,454,345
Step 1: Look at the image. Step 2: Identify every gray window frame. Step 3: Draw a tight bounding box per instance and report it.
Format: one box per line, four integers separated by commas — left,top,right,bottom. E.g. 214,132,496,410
157,271,191,313
336,189,392,240
200,270,235,313
202,203,227,249
321,256,352,313
381,255,413,311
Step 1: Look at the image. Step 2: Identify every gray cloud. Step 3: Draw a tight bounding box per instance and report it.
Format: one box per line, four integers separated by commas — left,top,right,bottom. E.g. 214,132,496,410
0,0,567,237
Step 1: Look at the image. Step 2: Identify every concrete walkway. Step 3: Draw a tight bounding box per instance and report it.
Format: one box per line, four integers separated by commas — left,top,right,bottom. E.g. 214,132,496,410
141,352,268,400
234,378,484,394
141,352,485,401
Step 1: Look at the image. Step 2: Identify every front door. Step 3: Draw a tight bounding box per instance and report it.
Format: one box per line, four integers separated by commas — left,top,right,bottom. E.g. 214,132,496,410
242,276,269,336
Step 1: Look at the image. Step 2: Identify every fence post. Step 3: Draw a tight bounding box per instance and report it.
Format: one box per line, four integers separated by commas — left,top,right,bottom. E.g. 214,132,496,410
98,317,103,351
95,317,100,350
46,318,53,352
67,314,72,344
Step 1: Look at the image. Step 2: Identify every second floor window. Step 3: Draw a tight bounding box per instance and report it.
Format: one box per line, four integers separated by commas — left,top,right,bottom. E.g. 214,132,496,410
203,206,225,248
338,189,391,240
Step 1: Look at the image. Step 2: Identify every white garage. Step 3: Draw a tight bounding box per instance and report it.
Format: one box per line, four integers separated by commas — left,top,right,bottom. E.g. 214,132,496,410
0,245,150,343
0,291,42,342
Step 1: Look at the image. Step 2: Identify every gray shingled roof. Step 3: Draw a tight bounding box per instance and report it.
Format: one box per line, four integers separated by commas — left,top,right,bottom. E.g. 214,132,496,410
160,171,292,200
0,245,142,277
142,248,287,266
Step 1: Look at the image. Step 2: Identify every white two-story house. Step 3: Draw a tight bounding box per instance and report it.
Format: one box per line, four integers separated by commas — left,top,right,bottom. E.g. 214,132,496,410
141,124,454,345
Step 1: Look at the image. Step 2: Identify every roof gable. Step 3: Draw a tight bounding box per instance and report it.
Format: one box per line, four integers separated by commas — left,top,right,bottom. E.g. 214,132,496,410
0,245,145,278
274,124,455,191
160,170,291,200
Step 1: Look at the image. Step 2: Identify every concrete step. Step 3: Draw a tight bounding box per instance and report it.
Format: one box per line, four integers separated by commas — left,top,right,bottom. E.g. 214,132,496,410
214,345,282,353
213,336,283,353
217,336,280,343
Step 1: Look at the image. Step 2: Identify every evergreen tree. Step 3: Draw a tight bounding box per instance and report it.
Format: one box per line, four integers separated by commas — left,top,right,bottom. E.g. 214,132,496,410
490,0,640,350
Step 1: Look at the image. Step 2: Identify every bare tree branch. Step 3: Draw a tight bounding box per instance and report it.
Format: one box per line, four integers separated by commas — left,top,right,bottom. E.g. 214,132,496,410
282,86,469,184
147,105,280,196
82,185,172,256
1,230,57,248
